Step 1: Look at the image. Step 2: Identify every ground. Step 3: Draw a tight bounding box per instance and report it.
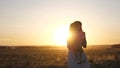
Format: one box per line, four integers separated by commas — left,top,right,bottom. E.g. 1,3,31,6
0,45,120,68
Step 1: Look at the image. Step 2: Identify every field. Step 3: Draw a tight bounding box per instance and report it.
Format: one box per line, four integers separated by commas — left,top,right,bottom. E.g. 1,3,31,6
0,45,120,68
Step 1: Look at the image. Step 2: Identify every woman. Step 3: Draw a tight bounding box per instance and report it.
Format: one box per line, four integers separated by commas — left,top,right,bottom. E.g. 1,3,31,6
67,21,90,68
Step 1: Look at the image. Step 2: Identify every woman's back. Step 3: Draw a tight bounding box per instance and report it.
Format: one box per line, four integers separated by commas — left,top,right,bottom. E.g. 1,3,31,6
67,31,86,51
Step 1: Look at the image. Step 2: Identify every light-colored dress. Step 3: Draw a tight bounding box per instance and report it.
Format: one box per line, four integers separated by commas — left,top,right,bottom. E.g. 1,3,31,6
68,50,90,68
67,32,90,68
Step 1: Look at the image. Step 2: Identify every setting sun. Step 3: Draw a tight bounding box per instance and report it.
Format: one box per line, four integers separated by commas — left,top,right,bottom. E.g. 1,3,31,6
53,25,70,45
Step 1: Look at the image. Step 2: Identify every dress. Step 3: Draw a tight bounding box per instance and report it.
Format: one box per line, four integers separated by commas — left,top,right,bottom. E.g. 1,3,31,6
67,31,90,68
68,50,90,68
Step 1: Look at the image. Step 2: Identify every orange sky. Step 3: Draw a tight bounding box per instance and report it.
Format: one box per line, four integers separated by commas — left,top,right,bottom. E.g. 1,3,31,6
0,0,120,46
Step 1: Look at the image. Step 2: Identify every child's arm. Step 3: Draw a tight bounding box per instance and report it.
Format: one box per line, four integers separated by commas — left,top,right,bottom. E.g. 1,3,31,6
82,32,87,48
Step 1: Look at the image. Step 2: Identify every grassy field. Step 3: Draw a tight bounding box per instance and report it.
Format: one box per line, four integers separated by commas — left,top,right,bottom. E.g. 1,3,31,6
0,45,120,68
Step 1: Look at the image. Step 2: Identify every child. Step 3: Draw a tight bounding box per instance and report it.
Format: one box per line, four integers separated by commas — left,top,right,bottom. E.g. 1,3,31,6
74,31,86,64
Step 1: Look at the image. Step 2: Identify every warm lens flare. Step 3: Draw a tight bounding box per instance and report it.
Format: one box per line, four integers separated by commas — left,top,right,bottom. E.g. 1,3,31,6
53,25,70,45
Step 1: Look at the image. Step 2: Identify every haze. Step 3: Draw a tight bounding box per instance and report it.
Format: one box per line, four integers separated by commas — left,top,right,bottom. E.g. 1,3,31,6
0,0,120,46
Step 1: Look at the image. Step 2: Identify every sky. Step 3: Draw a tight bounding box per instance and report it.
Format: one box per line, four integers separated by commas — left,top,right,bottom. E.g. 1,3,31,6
0,0,120,46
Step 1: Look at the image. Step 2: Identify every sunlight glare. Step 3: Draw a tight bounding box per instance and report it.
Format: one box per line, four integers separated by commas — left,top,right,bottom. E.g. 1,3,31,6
53,25,70,46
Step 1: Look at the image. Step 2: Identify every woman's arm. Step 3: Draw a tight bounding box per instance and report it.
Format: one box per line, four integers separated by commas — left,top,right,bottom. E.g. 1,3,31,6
67,39,74,51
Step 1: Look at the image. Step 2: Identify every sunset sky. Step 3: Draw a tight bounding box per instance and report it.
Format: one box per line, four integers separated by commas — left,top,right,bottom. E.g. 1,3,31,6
0,0,120,46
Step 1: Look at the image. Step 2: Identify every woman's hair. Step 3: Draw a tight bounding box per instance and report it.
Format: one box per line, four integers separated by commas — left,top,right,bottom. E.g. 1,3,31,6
69,21,83,33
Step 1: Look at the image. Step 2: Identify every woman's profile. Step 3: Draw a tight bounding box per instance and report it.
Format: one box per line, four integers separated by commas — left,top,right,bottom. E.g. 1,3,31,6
67,21,90,68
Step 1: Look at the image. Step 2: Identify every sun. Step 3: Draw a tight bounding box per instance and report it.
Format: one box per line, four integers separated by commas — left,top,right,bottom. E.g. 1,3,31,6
53,25,70,46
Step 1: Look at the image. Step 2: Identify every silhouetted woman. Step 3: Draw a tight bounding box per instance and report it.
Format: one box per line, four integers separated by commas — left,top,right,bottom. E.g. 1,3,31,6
67,21,90,68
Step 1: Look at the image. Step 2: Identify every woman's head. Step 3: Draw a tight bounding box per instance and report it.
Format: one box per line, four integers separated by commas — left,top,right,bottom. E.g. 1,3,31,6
69,21,83,33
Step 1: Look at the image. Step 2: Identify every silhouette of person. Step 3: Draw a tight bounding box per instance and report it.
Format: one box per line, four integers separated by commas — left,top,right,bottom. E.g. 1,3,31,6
67,21,90,68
